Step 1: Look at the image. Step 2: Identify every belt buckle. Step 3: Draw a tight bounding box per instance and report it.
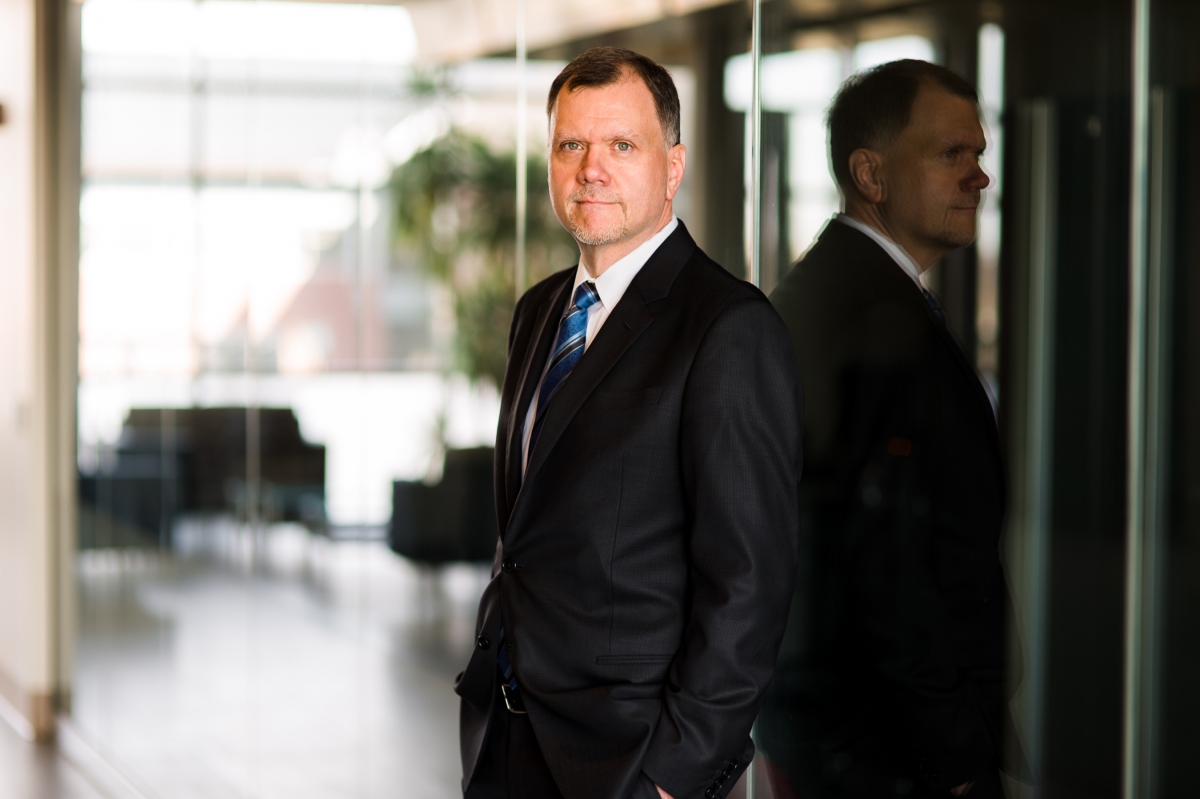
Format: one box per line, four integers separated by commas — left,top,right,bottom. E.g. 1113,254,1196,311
500,683,527,714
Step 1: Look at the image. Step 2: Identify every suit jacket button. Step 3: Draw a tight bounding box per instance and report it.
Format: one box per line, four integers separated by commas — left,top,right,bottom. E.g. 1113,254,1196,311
501,559,517,573
476,635,490,650
705,789,716,799
720,768,732,780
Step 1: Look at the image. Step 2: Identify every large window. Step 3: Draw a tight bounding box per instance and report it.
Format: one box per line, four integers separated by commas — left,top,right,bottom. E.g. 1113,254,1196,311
74,2,515,794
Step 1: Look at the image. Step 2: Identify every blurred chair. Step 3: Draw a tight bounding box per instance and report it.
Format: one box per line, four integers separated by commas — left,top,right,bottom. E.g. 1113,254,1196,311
389,447,497,564
79,407,327,548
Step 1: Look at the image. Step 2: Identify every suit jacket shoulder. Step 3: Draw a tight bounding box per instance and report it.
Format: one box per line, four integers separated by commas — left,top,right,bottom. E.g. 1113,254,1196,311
773,220,933,368
652,236,777,338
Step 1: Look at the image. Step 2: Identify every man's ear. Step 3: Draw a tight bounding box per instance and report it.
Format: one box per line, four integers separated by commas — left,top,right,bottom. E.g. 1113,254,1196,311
848,148,886,205
665,143,686,200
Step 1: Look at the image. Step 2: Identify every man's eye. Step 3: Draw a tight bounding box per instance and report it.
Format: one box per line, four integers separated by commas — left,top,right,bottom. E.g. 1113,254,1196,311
615,142,632,151
562,142,582,151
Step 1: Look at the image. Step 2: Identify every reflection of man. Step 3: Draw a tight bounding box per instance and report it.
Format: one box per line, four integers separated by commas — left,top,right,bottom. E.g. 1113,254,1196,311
760,60,1013,799
454,46,803,799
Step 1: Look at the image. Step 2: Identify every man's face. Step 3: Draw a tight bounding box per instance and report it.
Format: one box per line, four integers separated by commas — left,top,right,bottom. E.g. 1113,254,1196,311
880,85,990,252
548,73,682,249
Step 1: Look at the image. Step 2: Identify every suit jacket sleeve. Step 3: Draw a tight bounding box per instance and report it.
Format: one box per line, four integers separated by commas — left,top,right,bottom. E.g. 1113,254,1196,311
641,295,803,798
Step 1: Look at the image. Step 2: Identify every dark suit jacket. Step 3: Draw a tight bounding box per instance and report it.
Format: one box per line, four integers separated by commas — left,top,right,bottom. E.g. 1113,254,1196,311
454,223,804,799
757,221,1013,798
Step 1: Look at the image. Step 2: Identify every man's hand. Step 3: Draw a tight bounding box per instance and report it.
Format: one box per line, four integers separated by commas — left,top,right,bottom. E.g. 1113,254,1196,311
950,781,974,797
655,785,675,799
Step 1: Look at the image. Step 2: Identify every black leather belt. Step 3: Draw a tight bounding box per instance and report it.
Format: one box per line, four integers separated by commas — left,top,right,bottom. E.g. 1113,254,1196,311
500,682,527,714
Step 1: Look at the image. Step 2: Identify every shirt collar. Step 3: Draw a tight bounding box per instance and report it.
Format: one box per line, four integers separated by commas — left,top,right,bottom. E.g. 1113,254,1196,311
835,213,925,288
573,216,679,309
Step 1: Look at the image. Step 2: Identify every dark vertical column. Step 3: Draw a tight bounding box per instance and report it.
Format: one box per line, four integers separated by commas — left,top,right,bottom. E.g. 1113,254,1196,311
1001,1,1134,796
1148,1,1200,795
758,0,791,294
1159,80,1200,799
759,111,789,293
692,2,748,278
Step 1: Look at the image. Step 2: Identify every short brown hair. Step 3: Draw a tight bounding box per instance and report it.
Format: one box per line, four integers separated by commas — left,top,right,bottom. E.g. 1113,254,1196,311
827,59,979,190
547,46,681,148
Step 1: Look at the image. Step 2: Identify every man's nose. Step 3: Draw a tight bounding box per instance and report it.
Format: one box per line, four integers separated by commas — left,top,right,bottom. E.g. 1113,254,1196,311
966,161,991,192
580,146,608,183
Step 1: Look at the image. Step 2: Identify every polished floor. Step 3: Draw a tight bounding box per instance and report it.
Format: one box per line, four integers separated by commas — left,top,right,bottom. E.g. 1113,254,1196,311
71,522,490,799
0,717,108,799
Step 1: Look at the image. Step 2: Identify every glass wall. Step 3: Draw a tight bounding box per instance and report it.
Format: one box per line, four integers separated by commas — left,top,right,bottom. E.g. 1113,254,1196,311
67,0,1195,797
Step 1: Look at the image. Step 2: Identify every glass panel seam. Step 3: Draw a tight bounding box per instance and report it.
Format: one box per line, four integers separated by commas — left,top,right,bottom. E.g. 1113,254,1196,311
1122,0,1152,796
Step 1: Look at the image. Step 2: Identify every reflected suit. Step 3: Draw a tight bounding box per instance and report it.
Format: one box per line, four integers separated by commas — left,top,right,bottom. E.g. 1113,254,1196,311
759,220,1014,798
455,223,804,799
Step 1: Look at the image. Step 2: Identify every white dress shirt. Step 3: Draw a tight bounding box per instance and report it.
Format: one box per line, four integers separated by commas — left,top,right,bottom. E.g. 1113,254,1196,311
835,213,925,289
520,216,679,474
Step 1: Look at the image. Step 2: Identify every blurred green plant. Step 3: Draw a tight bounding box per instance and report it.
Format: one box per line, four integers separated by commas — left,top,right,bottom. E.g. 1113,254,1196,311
405,66,451,97
390,128,576,388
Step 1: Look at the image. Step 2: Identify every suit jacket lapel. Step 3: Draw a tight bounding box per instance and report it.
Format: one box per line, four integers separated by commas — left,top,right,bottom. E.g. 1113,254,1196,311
520,297,654,490
516,223,697,505
503,275,572,522
929,310,1000,424
933,316,1006,494
841,223,1001,438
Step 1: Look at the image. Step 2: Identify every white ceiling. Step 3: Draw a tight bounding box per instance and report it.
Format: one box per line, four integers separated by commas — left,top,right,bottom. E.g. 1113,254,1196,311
403,0,732,63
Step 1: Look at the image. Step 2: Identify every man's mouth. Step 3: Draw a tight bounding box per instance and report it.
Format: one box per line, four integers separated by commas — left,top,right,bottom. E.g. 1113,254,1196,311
569,191,621,206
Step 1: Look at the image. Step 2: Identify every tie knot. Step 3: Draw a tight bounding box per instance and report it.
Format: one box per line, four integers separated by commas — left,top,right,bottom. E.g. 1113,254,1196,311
572,282,600,312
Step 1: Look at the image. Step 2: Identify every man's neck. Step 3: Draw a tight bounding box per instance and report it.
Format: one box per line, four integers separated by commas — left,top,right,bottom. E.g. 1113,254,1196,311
842,202,943,272
578,205,674,278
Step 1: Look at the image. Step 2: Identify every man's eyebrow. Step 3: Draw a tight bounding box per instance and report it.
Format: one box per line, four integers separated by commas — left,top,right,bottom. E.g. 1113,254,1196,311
552,129,646,143
938,137,986,153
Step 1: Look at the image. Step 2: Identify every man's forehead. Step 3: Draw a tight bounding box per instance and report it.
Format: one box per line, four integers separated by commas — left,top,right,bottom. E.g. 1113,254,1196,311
551,74,653,118
912,85,981,120
550,77,659,139
908,87,984,140
551,110,644,139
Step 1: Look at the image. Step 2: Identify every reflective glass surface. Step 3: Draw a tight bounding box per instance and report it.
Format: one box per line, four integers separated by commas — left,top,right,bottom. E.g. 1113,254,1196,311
67,1,1198,798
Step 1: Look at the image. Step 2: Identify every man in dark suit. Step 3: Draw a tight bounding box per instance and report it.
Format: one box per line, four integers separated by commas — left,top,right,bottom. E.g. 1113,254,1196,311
454,47,803,799
758,60,1013,799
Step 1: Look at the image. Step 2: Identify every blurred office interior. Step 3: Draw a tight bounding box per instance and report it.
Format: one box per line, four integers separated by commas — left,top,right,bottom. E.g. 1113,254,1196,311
0,0,1197,796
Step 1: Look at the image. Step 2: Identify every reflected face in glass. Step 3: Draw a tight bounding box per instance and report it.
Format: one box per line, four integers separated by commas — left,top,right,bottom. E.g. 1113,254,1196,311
884,86,990,254
548,73,683,258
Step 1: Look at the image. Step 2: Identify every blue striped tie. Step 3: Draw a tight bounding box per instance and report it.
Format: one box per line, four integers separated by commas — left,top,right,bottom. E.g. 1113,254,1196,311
496,624,519,696
496,281,599,700
526,281,600,458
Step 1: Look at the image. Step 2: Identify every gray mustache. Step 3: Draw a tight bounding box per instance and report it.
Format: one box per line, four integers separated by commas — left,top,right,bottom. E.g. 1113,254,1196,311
569,193,622,204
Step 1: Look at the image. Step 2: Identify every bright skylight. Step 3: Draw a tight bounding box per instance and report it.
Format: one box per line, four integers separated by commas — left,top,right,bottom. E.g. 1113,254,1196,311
82,0,418,65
